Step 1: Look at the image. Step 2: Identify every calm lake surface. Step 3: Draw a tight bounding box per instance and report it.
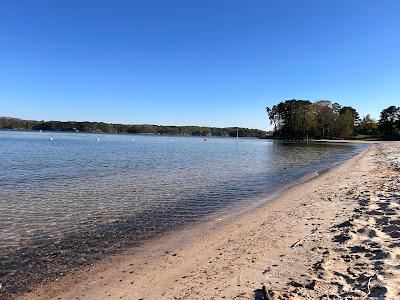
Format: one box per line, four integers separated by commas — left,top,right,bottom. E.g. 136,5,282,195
0,130,366,294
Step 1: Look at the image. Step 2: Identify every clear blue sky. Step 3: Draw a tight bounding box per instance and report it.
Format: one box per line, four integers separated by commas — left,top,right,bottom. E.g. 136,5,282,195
1,0,399,130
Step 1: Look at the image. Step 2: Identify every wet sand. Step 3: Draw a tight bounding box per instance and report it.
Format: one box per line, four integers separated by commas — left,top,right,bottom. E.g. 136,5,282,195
15,142,400,300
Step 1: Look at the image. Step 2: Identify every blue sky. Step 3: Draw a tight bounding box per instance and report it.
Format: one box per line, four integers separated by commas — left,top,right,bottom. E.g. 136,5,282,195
0,0,399,130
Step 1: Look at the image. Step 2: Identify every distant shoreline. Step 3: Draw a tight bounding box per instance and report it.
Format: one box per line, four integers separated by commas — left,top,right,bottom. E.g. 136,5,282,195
0,117,268,138
0,128,266,138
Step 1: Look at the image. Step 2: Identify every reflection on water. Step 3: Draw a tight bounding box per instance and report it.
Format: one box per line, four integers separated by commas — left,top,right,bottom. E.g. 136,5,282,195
0,131,365,294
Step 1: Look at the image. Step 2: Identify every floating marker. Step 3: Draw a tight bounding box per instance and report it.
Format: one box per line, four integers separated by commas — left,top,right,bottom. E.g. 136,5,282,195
96,138,100,141
132,138,135,142
49,137,53,141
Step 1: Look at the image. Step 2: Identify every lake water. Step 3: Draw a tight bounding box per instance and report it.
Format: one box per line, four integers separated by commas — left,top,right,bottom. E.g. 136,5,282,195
0,130,366,294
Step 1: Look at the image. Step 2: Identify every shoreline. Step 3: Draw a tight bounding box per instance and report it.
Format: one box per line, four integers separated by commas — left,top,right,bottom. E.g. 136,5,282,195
14,142,400,299
10,144,370,299
0,139,366,299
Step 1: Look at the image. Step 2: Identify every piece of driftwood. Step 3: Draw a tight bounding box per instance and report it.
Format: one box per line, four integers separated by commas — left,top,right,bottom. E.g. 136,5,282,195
291,228,318,248
366,274,374,298
290,239,303,248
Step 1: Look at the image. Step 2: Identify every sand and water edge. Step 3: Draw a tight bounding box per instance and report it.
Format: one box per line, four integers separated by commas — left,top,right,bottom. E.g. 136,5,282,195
11,141,400,300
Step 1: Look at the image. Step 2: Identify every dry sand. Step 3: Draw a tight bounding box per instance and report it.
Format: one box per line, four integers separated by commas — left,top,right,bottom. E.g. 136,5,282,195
16,142,400,300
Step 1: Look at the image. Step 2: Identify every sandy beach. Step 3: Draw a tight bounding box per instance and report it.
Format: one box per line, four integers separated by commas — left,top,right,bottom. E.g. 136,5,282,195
15,142,400,300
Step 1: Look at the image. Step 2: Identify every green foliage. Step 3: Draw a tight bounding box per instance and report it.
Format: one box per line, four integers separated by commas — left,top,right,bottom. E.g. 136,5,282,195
315,100,334,137
266,99,360,139
357,114,379,136
266,99,316,139
378,106,400,138
267,101,400,140
0,117,266,138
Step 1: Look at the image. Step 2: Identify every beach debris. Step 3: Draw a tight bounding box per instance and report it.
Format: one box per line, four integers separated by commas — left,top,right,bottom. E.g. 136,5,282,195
290,239,303,248
366,274,374,297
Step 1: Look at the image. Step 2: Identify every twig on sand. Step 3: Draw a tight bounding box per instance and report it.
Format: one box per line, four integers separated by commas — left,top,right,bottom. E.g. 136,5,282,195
291,239,303,248
365,274,374,298
291,228,318,248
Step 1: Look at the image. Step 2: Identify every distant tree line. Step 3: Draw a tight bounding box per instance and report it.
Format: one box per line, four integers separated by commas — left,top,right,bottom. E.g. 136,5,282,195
266,100,400,140
0,117,267,138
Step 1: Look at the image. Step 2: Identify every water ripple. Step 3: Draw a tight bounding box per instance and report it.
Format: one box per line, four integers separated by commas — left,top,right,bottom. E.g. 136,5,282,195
0,131,365,295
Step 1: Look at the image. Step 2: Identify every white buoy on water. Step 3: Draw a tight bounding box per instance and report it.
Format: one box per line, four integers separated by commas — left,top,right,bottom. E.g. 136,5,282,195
49,137,53,141
132,138,135,142
96,138,100,141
